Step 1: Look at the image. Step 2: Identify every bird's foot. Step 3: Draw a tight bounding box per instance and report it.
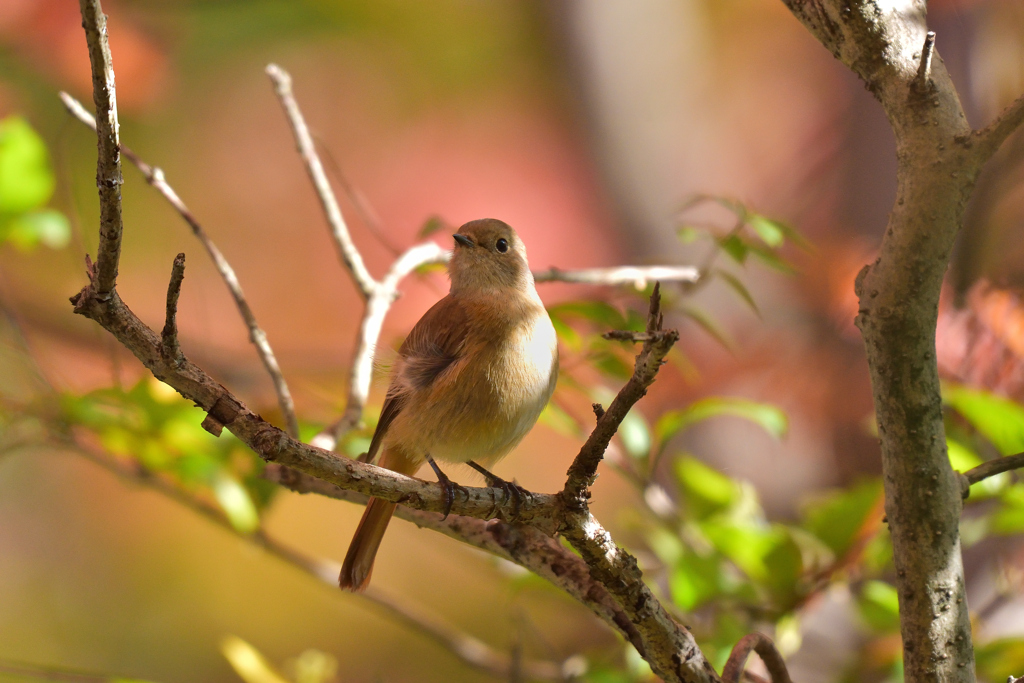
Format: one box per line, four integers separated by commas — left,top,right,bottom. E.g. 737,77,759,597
426,455,469,520
468,461,531,521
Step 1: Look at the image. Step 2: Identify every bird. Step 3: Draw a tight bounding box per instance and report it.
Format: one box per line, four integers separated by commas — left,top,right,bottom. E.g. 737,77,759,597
339,218,559,591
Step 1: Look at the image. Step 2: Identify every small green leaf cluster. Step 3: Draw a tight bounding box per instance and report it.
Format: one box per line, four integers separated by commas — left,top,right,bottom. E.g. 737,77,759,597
60,378,276,533
0,116,70,251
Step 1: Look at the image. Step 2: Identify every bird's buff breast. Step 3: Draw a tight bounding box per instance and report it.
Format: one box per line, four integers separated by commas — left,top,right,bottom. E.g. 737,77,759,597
388,309,558,464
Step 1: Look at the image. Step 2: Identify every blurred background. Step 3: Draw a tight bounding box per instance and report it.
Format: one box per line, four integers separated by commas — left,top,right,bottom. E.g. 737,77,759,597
1,0,1024,681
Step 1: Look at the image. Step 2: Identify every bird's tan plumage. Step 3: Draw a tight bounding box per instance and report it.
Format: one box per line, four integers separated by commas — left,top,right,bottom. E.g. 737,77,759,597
339,218,558,591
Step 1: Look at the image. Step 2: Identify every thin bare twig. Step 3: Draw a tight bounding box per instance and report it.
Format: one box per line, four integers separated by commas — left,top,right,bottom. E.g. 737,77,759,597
71,12,717,680
59,91,300,440
161,253,185,363
959,451,1024,498
69,443,569,681
721,633,792,683
311,241,449,450
78,0,122,298
562,283,678,506
310,259,702,451
266,63,377,300
975,92,1024,164
534,265,698,288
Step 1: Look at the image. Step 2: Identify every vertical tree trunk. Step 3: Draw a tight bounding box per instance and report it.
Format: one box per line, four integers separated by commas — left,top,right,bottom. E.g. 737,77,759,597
781,0,1023,679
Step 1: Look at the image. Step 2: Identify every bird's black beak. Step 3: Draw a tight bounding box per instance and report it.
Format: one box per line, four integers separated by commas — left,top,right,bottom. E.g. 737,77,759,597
453,234,474,248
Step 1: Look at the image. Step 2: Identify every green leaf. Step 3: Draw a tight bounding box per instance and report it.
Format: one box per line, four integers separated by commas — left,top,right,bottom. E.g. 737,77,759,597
944,384,1024,455
549,310,582,351
656,397,788,445
718,234,748,264
975,637,1024,682
746,243,798,274
947,438,1006,499
946,438,982,472
539,401,581,438
590,347,634,381
618,409,651,459
676,225,707,244
220,636,291,683
801,479,882,556
548,301,627,330
702,520,782,582
679,306,734,349
0,116,55,214
857,580,901,633
417,214,446,238
213,472,260,534
3,209,70,250
675,456,739,518
714,269,760,317
747,214,785,248
774,614,803,658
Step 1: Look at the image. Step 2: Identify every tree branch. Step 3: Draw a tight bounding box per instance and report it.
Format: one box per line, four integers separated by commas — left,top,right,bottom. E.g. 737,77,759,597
721,634,791,683
266,63,378,300
974,92,1024,164
58,91,301,439
161,253,185,364
959,452,1024,498
66,443,569,681
562,283,678,507
534,266,698,288
69,12,728,680
262,463,647,661
311,241,449,450
781,1,980,680
78,0,123,298
310,258,702,452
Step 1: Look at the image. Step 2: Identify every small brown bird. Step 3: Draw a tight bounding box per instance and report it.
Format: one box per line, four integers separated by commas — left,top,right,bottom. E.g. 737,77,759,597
339,218,559,591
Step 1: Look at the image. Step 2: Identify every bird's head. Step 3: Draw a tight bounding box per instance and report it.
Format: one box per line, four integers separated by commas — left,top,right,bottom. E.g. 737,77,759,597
448,218,533,294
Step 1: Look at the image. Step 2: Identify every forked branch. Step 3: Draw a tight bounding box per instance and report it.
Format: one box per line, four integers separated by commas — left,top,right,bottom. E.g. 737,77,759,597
59,91,300,439
69,3,783,681
78,0,122,298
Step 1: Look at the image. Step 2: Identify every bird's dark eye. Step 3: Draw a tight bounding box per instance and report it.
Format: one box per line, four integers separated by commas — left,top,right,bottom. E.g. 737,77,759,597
496,238,509,253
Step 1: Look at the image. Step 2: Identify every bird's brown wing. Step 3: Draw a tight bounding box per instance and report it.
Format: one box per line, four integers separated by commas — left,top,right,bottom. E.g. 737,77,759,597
364,296,472,463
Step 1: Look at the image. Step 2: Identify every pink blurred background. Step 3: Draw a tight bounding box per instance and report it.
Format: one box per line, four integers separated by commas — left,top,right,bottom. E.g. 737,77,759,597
1,0,1023,681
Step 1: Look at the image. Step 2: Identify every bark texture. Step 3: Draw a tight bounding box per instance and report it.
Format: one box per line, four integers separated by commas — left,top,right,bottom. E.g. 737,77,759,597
782,1,1024,680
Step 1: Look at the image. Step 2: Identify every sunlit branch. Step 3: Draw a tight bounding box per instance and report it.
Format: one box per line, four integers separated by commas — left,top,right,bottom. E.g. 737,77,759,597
266,63,378,300
69,442,570,681
311,241,449,451
534,265,698,288
59,91,301,440
78,0,122,299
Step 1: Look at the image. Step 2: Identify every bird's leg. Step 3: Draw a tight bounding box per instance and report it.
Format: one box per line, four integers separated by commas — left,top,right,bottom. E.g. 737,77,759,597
425,454,469,520
467,461,530,521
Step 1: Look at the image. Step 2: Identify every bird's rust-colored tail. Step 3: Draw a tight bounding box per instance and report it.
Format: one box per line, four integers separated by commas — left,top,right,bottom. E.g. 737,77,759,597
339,496,397,591
339,447,416,591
